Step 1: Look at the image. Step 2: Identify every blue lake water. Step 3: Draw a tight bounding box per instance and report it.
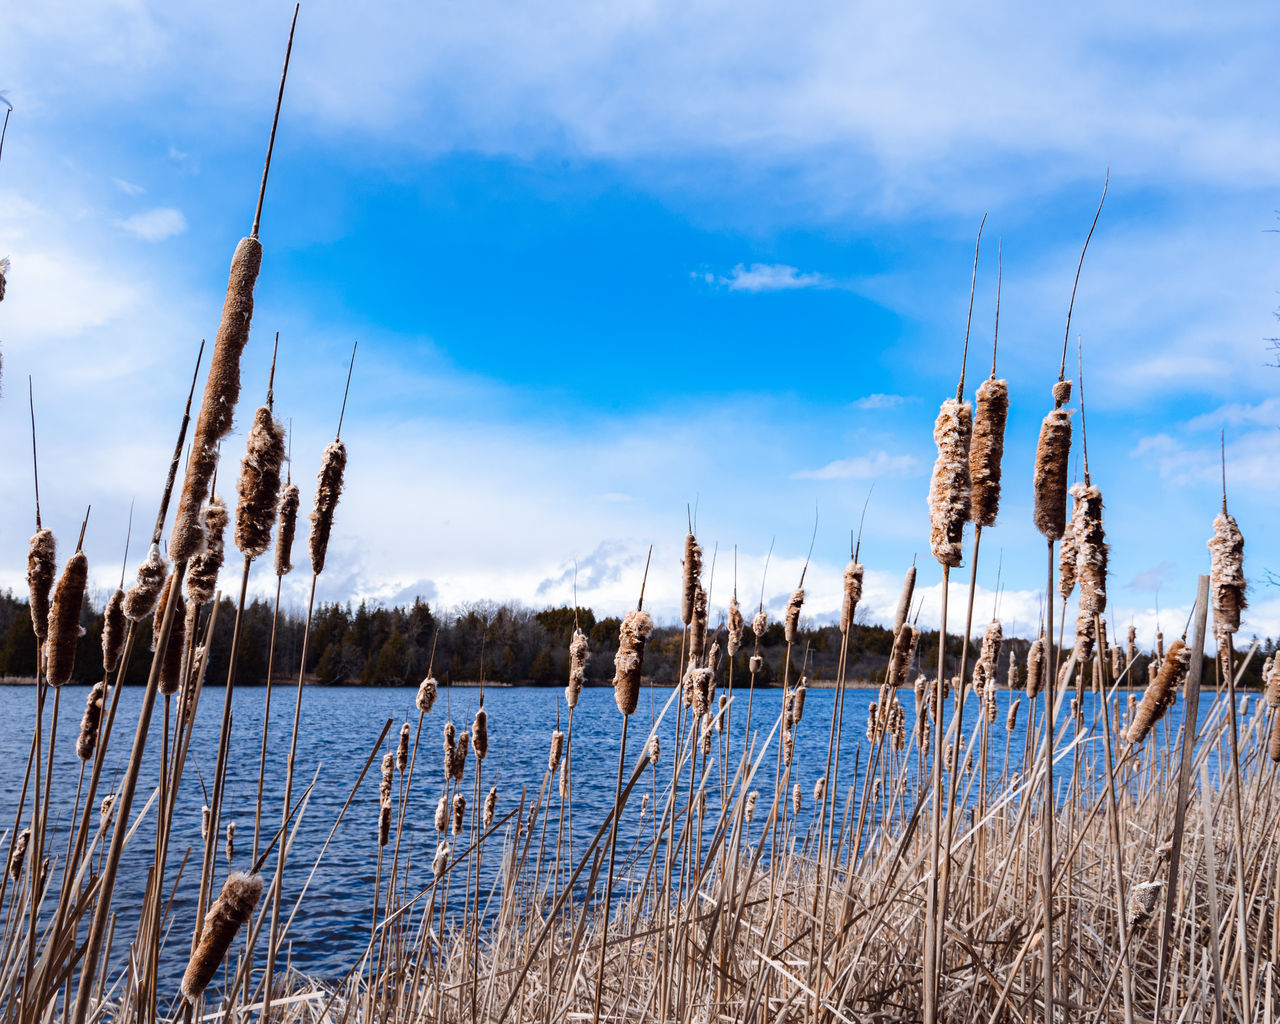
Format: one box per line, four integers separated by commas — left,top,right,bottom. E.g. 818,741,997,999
0,677,1238,1001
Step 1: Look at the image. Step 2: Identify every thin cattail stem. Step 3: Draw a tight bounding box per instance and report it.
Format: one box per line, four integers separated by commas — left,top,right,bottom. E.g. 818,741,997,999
251,5,299,240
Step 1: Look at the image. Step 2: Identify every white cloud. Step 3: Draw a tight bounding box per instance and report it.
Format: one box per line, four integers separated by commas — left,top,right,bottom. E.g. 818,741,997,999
111,177,145,196
716,263,829,292
793,451,919,481
1186,397,1280,432
850,393,906,410
116,206,187,242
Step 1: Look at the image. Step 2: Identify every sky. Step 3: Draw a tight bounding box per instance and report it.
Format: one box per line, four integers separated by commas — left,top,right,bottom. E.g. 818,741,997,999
0,0,1278,649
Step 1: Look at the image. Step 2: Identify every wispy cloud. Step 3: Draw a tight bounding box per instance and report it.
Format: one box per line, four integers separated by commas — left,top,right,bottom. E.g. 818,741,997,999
116,207,187,242
111,177,145,197
712,263,830,293
1127,560,1177,592
1186,397,1280,432
793,451,918,481
850,393,906,411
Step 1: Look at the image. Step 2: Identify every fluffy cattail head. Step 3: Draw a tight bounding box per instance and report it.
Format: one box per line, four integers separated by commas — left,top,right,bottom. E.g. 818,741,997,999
471,707,488,761
1269,713,1280,764
449,732,470,781
748,654,763,674
969,378,1009,527
1032,398,1073,541
171,237,263,563
927,397,973,567
309,441,348,575
612,609,653,716
1208,512,1246,637
181,871,263,1002
155,573,188,696
689,585,708,662
752,610,767,639
443,722,456,779
124,544,168,622
1126,639,1190,745
887,625,914,689
483,786,497,828
647,734,660,766
9,828,29,882
728,596,745,656
235,406,286,559
274,483,300,577
76,681,107,761
1006,698,1021,731
396,722,411,772
1071,608,1095,666
784,589,804,645
1072,483,1108,615
451,793,466,835
744,790,758,823
1266,655,1280,710
813,776,826,803
792,783,802,816
1127,880,1163,928
681,533,702,626
433,841,450,878
27,529,57,642
567,628,588,708
225,821,236,863
559,757,571,800
380,752,395,803
102,589,126,674
434,794,448,832
840,561,864,635
202,805,211,840
1025,636,1046,699
548,729,565,773
1126,625,1138,667
100,793,117,831
186,497,228,605
378,804,392,847
1058,518,1078,600
46,551,88,687
792,684,806,723
416,676,438,714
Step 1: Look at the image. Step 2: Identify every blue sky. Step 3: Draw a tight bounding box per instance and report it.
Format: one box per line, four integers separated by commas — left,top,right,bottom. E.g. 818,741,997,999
1,0,1278,646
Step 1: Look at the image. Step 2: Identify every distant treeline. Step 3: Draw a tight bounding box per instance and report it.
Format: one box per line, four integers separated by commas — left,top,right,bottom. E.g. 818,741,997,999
0,590,1271,691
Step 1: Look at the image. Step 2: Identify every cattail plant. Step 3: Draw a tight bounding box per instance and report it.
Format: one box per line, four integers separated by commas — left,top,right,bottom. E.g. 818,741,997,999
681,532,703,626
690,585,708,662
417,676,438,714
9,829,29,882
752,610,767,640
432,842,449,879
202,805,211,841
234,405,286,558
1006,699,1021,731
472,706,488,761
567,629,588,707
1127,881,1163,928
1073,483,1108,616
46,550,88,686
443,722,457,780
434,795,448,833
969,377,1009,527
613,609,653,717
274,484,300,576
170,235,263,564
1033,381,1073,542
1057,518,1078,600
396,723,410,772
841,560,864,635
1208,511,1246,637
451,794,466,835
186,497,228,605
102,589,126,673
27,529,56,642
1125,639,1190,745
784,589,804,645
548,730,565,773
483,787,496,828
76,681,106,761
225,822,235,864
744,790,758,823
1126,625,1138,669
378,804,392,847
181,872,264,1002
927,399,973,567
792,783,802,817
728,596,745,655
154,573,188,695
1026,634,1046,699
309,440,348,575
123,544,168,621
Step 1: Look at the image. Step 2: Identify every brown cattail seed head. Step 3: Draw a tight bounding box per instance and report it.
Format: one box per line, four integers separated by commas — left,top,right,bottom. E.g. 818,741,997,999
1006,698,1021,731
1026,636,1046,699
728,596,745,655
1126,639,1190,745
46,551,88,687
100,793,117,831
434,794,448,832
681,532,702,626
567,628,588,708
483,786,497,828
433,841,450,878
27,529,57,642
396,722,410,772
841,561,864,635
559,757,571,800
752,609,767,639
1266,656,1280,710
274,483,300,577
612,609,653,716
9,828,29,882
451,793,466,835
927,398,973,567
1208,512,1246,637
471,707,488,761
1058,518,1078,600
647,734,660,766
744,790,758,822
792,782,802,816
1072,483,1108,615
548,730,565,773
379,752,395,803
813,776,826,803
186,497,228,605
1126,625,1138,668
124,544,168,621
784,588,804,645
969,378,1009,527
1127,880,1162,928
416,676,438,714
170,237,263,564
887,626,914,689
181,871,263,1002
1269,713,1280,764
225,821,235,863
378,804,392,847
708,640,721,676
893,566,916,638
451,732,470,780
155,573,188,696
689,585,708,662
1032,401,1073,540
77,681,106,761
202,805,211,840
309,440,348,575
748,654,763,674
235,406,286,559
102,589,126,674
792,684,806,724
443,722,456,779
